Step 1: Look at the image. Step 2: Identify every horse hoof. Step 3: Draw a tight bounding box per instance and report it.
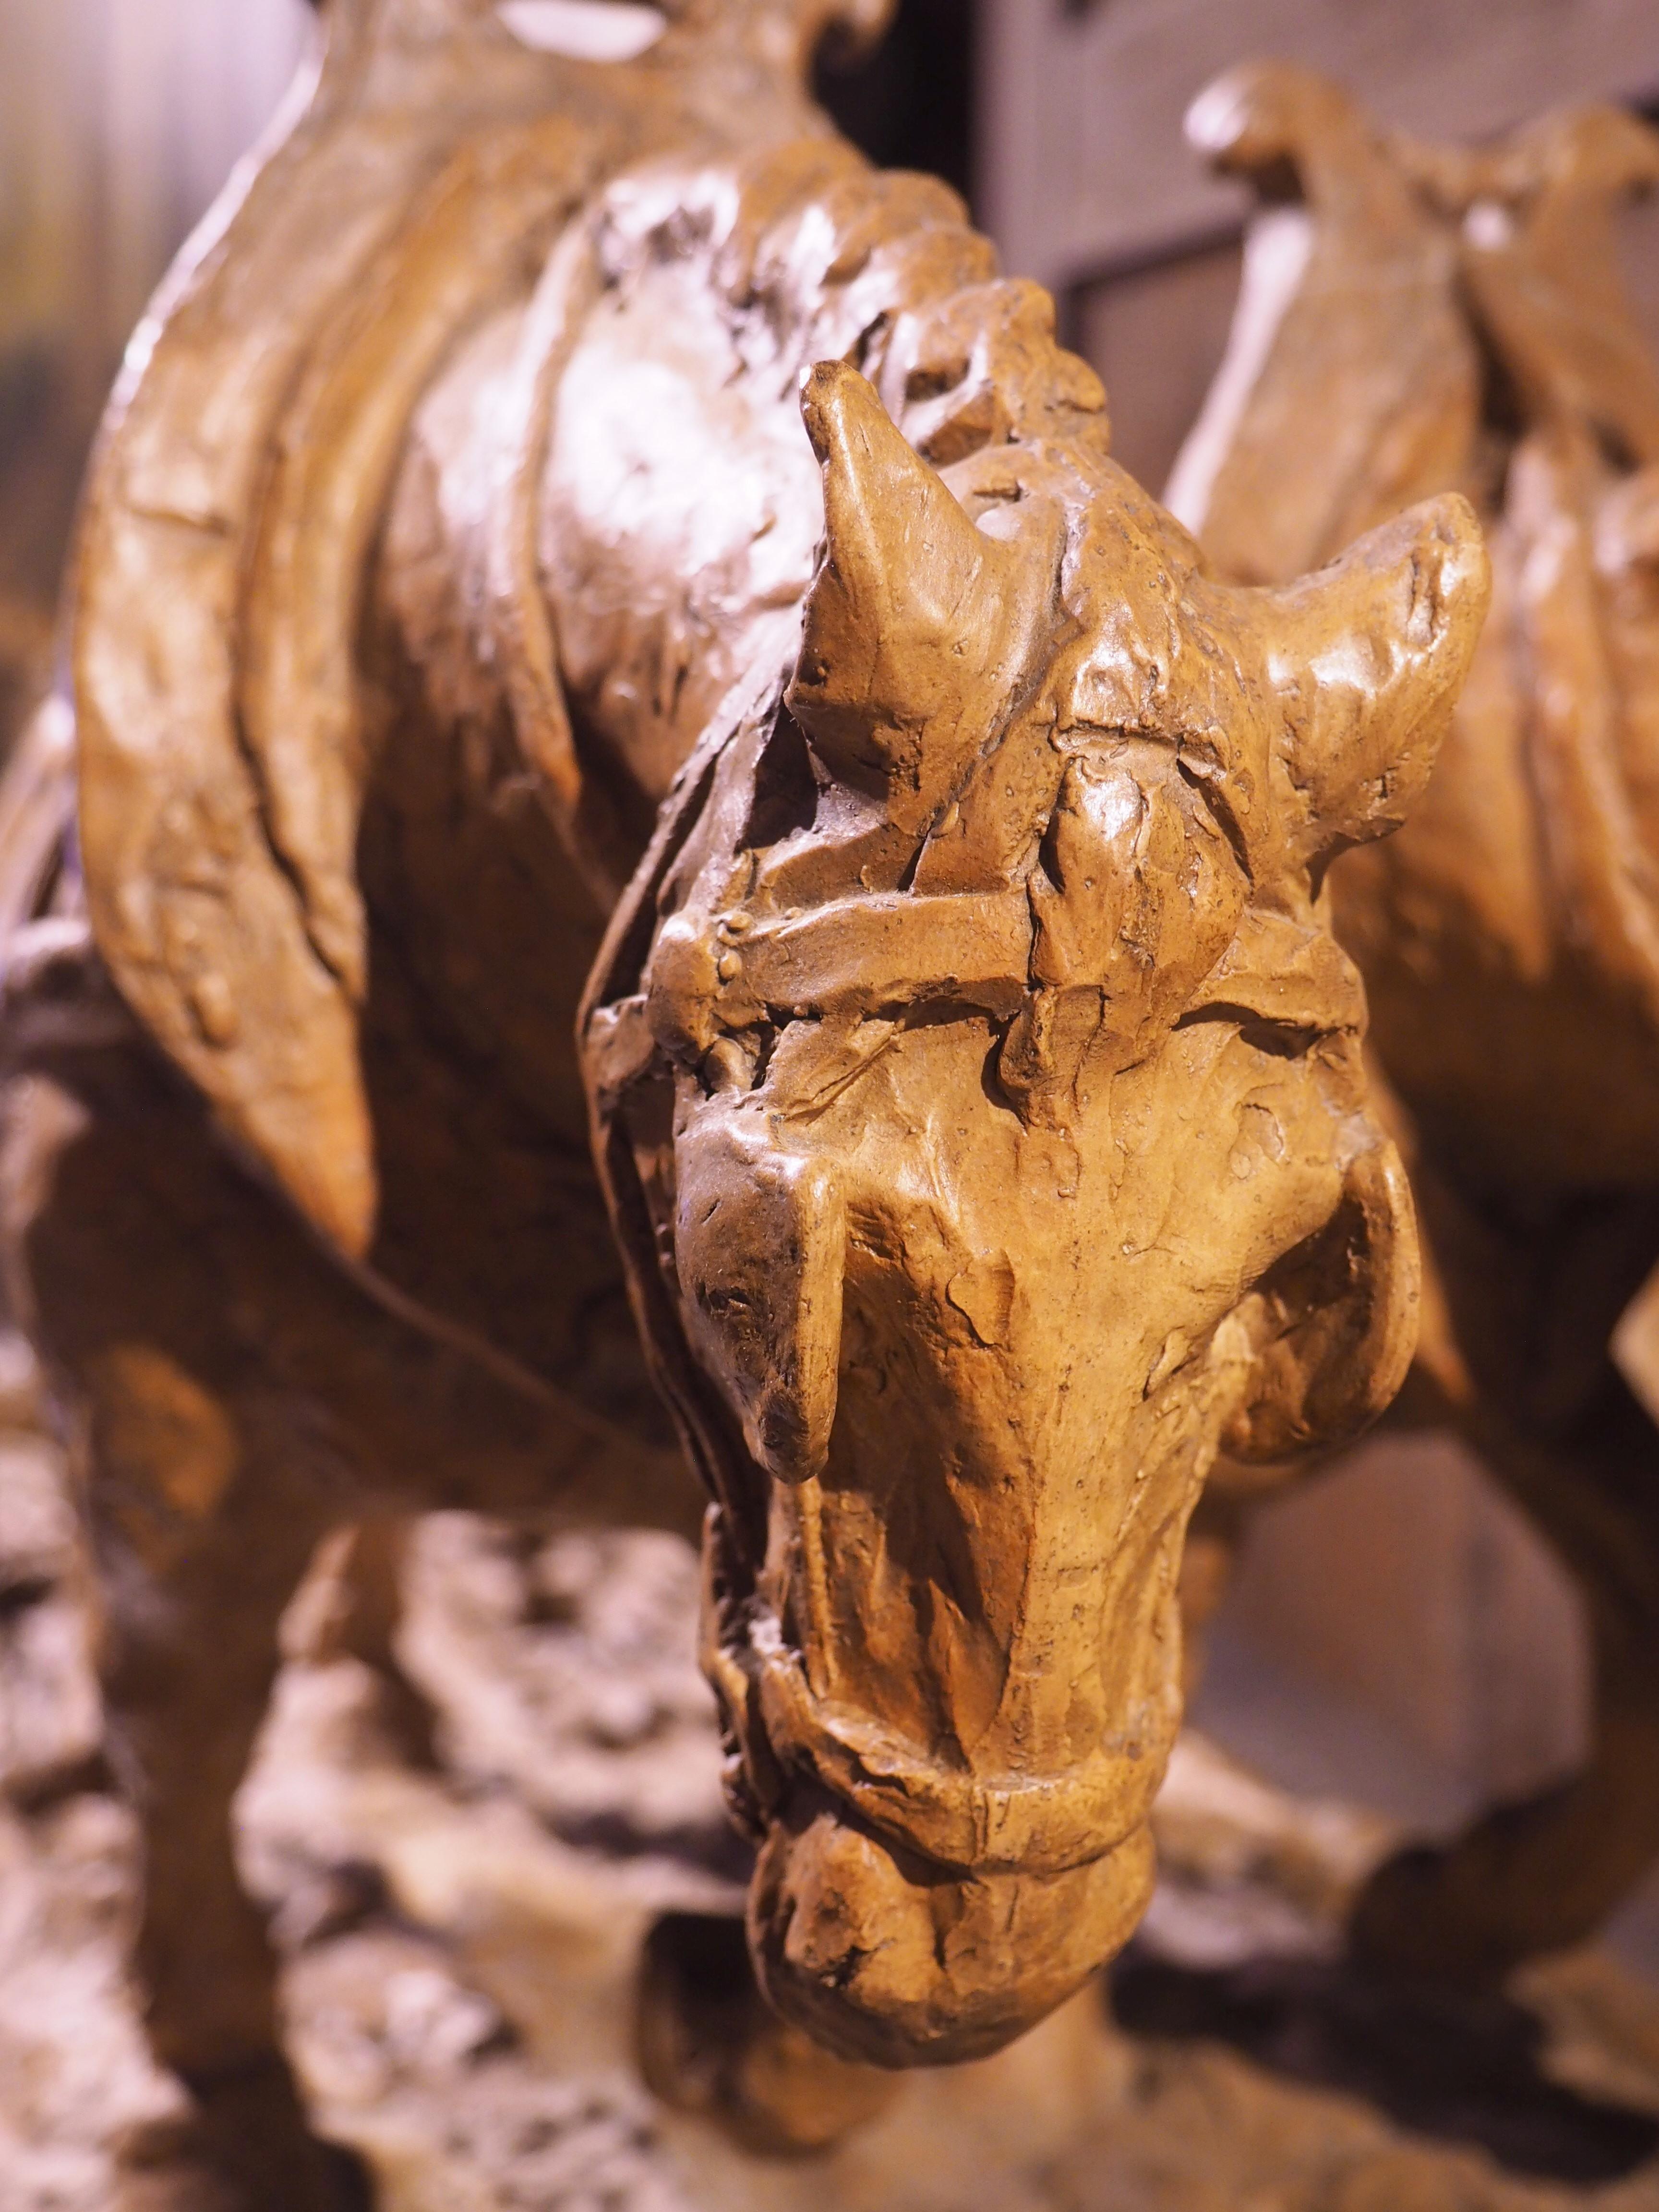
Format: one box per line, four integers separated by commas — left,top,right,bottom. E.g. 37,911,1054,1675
637,1911,900,2157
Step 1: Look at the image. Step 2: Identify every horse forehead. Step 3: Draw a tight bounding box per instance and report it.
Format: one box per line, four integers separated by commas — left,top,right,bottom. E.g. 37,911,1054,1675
1055,501,1248,738
803,1028,1026,1193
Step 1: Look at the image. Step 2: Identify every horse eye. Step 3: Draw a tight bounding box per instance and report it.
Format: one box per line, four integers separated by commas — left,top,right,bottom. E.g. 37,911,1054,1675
497,0,666,61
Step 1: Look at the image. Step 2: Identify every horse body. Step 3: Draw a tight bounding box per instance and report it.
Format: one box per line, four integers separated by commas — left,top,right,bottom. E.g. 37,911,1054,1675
1171,61,1659,1983
0,9,1484,2201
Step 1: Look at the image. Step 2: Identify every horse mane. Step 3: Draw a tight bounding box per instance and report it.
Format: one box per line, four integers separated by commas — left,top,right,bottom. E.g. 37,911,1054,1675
68,0,890,1257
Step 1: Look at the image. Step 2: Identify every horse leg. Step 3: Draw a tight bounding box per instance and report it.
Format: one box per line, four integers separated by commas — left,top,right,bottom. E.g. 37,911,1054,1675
1349,1401,1659,1986
3,1066,371,2210
636,1910,900,2154
87,1369,371,2212
281,1513,436,1768
1349,1619,1659,1984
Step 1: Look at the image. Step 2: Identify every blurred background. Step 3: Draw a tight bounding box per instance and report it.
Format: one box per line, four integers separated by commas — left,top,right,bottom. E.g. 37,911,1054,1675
4,0,1659,1968
0,0,312,738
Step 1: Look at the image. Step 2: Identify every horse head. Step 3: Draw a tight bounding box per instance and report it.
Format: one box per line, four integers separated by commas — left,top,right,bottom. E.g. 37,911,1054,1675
583,357,1487,2065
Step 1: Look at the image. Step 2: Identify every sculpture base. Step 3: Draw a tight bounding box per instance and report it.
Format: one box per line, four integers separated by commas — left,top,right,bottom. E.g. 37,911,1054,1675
5,1463,1659,2210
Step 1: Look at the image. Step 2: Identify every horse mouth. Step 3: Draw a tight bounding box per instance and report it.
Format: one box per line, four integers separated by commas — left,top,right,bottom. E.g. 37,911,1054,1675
745,1778,1157,2068
706,1599,1166,2067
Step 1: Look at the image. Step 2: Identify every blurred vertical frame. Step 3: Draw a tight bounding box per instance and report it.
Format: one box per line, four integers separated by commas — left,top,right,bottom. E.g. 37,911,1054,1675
0,0,313,750
814,0,977,212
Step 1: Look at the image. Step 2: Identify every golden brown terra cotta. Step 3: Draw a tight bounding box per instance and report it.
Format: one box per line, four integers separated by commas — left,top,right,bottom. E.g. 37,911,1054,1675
1170,60,1659,1987
0,2,1483,2188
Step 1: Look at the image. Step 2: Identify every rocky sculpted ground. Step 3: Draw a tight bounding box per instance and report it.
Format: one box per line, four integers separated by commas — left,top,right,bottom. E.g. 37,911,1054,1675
6,1334,1659,2212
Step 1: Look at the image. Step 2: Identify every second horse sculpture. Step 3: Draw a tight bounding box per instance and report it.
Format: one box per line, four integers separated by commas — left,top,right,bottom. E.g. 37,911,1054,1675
1172,61,1659,1985
0,5,1484,2204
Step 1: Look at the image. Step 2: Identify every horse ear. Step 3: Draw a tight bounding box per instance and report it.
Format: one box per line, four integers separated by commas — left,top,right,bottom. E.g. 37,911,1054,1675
674,1113,845,1482
1220,1139,1419,1466
787,362,1055,834
1259,492,1489,876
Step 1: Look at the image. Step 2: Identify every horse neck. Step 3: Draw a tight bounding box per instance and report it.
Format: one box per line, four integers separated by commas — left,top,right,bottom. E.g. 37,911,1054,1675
369,129,1113,1128
365,295,617,1159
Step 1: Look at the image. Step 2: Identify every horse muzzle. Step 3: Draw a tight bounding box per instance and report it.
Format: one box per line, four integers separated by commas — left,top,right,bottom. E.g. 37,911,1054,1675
707,1594,1165,2067
746,1783,1157,2067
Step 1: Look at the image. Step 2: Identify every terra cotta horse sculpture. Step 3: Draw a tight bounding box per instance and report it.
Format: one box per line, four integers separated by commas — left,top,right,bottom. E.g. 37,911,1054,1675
1170,60,1659,1988
0,8,1483,2205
